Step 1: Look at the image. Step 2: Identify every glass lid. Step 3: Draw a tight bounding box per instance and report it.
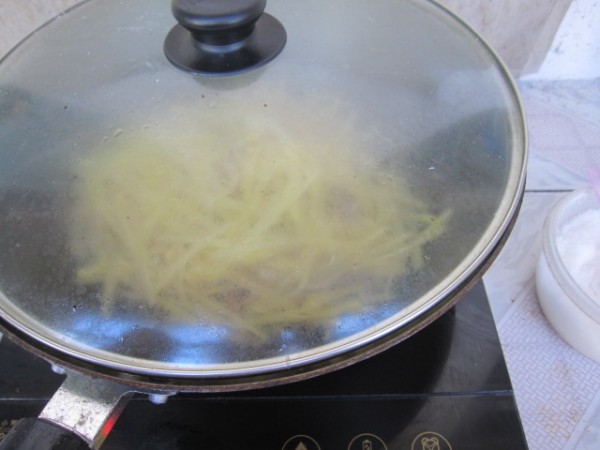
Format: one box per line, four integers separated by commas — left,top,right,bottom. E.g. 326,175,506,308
0,0,526,377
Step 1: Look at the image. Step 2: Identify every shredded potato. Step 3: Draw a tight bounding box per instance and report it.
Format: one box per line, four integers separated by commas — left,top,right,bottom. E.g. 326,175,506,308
70,100,449,337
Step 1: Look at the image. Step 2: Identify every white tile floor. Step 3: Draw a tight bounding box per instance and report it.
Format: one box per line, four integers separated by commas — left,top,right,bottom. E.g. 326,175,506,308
482,79,600,450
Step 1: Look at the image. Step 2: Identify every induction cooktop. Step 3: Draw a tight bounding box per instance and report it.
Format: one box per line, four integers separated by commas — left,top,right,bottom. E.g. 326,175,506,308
0,281,528,449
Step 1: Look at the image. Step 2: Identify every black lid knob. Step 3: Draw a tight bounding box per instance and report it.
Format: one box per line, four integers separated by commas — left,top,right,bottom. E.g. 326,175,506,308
164,0,286,76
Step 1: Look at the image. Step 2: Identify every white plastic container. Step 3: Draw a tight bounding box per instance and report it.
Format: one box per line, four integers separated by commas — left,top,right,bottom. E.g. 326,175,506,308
536,187,600,362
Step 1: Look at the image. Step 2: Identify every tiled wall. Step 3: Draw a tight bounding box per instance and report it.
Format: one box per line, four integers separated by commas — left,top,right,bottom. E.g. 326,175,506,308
439,0,572,76
526,0,600,80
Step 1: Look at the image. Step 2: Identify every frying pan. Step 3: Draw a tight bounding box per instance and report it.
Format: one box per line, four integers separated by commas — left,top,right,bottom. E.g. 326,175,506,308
0,0,527,448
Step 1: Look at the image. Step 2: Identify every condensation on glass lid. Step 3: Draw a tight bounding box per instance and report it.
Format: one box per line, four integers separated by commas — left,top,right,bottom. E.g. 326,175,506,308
68,87,451,339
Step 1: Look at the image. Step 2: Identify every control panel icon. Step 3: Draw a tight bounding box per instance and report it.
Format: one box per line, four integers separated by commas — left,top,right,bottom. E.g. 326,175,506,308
348,433,388,450
411,432,452,450
282,434,321,450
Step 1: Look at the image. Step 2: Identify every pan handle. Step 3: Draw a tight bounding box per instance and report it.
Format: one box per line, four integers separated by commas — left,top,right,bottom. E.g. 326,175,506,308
0,373,132,450
0,418,90,450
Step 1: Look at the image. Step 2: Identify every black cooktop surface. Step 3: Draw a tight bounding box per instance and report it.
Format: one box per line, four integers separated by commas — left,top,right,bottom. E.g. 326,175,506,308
0,282,528,449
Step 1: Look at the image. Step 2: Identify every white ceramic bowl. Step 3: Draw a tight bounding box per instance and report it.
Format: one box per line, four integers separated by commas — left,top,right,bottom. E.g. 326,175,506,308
536,187,600,362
